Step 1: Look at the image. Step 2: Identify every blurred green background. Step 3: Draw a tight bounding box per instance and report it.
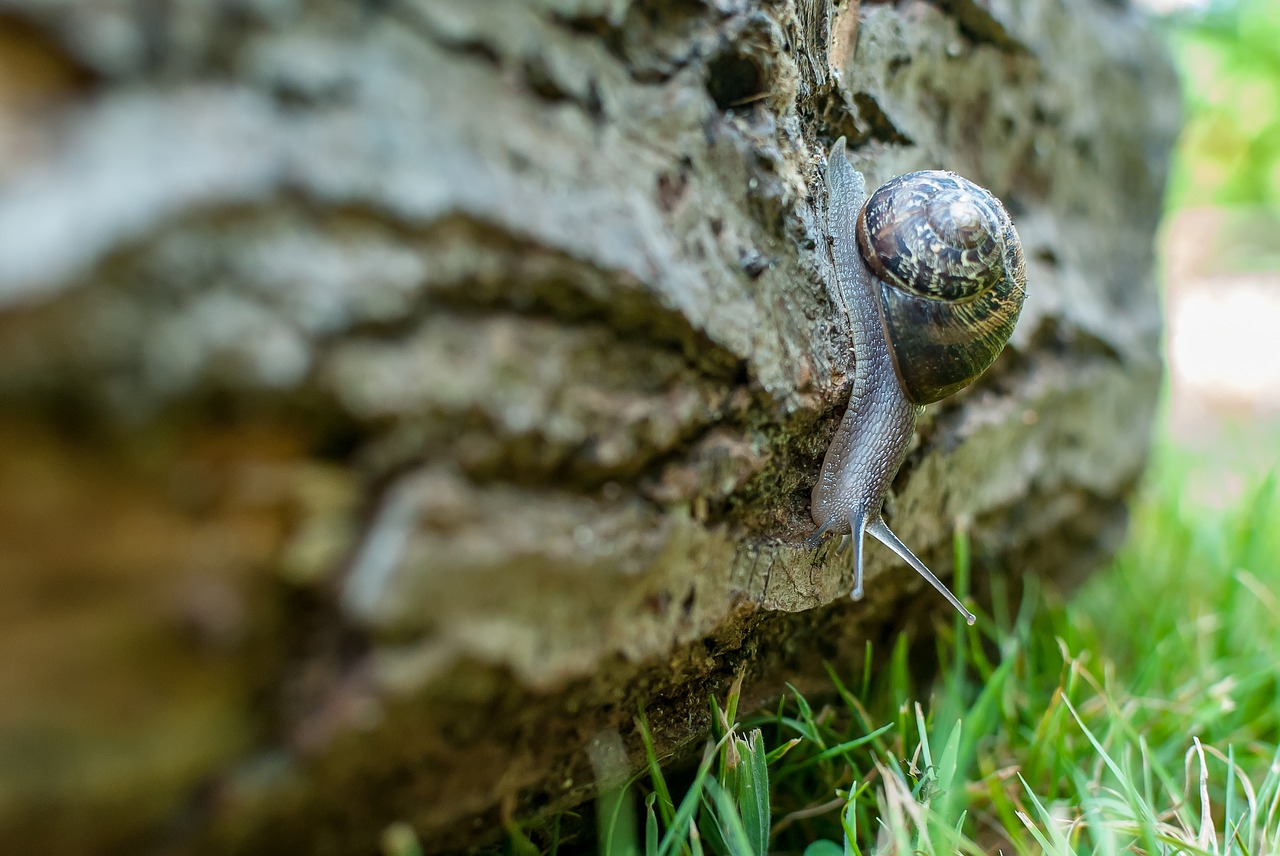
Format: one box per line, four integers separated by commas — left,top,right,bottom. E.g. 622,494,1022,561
1154,0,1280,497
1165,0,1280,212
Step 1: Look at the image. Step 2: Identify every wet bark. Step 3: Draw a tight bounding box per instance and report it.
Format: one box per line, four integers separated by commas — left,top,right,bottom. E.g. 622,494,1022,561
0,0,1178,852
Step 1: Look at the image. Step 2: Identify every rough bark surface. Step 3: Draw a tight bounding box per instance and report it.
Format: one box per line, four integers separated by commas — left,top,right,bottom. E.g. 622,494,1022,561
0,0,1177,852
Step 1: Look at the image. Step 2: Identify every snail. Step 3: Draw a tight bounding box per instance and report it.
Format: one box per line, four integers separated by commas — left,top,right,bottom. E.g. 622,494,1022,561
809,139,1027,625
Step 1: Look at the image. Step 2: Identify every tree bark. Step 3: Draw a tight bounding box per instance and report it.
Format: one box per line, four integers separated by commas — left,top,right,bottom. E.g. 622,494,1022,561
0,0,1177,852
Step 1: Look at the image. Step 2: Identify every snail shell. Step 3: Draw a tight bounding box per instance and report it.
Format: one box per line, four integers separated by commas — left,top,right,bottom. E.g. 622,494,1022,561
857,170,1027,405
809,141,1027,625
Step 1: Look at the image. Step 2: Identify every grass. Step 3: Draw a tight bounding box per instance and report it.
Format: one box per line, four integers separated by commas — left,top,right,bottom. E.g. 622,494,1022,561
486,431,1280,855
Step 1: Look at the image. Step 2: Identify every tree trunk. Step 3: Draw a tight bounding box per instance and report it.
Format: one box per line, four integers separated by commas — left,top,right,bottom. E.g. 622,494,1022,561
0,0,1177,852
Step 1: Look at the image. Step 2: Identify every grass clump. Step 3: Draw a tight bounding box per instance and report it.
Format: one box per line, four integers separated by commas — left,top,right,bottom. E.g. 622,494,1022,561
499,439,1280,855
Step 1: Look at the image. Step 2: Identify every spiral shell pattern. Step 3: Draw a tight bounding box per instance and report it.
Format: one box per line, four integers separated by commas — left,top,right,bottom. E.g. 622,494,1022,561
854,170,1027,405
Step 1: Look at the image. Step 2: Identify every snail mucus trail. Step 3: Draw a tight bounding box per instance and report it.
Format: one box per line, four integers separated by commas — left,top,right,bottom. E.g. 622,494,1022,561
809,139,1027,625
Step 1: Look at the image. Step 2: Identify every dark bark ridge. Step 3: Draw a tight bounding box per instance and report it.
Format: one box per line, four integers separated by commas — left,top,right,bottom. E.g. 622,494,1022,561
0,0,1177,852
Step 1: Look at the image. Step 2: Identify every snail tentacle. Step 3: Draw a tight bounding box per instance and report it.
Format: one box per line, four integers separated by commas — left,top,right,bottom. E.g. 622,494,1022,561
865,517,976,625
848,507,869,600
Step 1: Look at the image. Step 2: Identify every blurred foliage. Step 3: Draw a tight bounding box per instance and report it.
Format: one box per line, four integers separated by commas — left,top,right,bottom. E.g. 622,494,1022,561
1163,0,1280,210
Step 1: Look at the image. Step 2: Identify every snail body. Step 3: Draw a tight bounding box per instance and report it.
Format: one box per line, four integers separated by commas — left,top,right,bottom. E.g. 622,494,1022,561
810,139,1027,624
